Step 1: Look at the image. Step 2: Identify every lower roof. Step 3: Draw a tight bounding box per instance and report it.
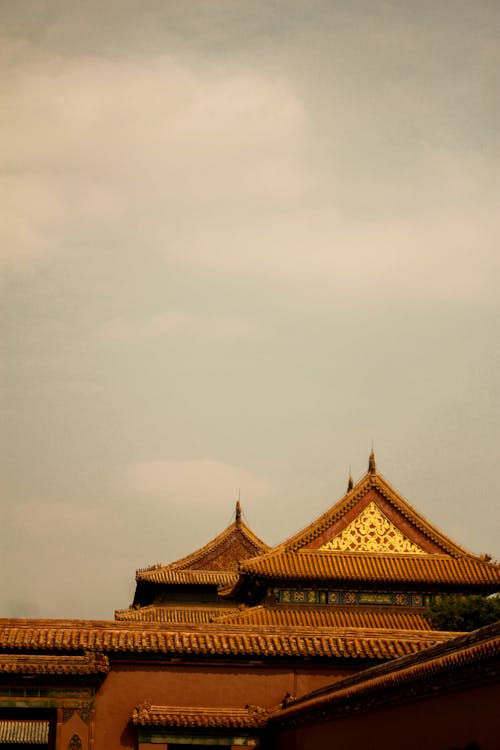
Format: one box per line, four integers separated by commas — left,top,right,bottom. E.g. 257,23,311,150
132,703,267,728
268,619,500,726
0,720,49,744
214,605,432,631
0,618,455,661
115,605,240,624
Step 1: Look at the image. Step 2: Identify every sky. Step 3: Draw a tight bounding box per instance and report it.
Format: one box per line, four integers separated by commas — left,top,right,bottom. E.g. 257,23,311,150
1,1,499,620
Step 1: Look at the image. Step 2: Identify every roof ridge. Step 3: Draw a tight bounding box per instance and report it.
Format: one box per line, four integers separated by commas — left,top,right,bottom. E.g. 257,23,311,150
136,516,269,576
249,469,480,560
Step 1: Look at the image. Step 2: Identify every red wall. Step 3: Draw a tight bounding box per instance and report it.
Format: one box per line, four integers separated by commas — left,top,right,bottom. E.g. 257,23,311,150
92,660,357,750
268,681,500,750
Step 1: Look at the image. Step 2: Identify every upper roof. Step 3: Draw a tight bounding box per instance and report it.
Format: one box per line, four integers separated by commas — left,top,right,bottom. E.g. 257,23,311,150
276,453,476,557
136,502,269,587
237,454,500,589
239,551,500,586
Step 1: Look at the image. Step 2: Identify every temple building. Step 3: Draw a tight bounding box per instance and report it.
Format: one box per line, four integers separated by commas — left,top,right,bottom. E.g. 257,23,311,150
118,452,499,631
1,453,499,749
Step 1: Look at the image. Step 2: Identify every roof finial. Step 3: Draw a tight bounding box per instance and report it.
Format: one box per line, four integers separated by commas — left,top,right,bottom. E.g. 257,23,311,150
368,448,376,474
347,466,354,491
235,496,241,526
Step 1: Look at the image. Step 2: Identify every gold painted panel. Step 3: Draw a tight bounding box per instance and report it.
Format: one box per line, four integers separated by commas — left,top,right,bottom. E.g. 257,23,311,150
320,501,426,554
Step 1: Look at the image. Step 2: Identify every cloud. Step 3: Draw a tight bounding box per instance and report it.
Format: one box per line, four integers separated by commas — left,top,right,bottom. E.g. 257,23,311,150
0,52,308,273
117,459,273,505
163,196,498,304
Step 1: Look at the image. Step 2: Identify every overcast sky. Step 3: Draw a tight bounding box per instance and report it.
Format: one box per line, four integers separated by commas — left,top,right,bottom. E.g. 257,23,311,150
1,1,499,620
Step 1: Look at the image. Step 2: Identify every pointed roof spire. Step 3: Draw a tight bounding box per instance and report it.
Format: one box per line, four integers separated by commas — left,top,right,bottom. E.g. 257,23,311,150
235,498,242,526
368,449,376,474
347,467,354,491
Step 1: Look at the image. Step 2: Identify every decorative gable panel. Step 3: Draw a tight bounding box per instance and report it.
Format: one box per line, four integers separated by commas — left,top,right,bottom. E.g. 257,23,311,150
319,502,427,554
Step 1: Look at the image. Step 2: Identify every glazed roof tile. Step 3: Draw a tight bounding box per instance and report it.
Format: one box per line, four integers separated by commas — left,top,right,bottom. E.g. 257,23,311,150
132,702,267,728
0,651,109,675
214,606,431,631
0,720,49,744
135,568,239,586
276,469,478,558
136,511,269,585
269,620,500,725
115,605,241,624
0,619,453,661
239,550,500,586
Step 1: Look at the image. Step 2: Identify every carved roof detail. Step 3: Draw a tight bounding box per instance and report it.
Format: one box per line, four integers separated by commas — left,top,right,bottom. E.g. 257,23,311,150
278,469,476,557
232,462,500,593
132,703,268,728
320,501,426,555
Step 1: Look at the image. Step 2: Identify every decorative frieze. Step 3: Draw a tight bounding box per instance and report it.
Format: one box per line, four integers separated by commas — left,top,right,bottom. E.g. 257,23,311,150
320,501,426,554
274,588,440,608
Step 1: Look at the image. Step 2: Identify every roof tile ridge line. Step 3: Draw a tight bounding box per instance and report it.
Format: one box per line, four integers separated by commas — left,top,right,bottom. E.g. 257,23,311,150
242,476,373,563
278,620,500,710
212,605,265,624
287,474,372,552
271,630,500,721
373,472,480,559
170,518,269,571
276,639,500,719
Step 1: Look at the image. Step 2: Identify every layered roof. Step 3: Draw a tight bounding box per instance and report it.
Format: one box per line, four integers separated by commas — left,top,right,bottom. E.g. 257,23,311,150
0,619,453,661
240,551,500,586
236,454,500,591
214,605,431,631
130,622,500,737
134,501,269,590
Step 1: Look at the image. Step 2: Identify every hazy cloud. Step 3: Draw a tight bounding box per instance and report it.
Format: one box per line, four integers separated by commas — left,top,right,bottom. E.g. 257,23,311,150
118,459,273,504
0,53,308,273
1,1,498,619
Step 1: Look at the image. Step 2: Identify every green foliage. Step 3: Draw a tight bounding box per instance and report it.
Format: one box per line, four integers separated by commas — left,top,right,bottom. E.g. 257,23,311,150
426,594,500,632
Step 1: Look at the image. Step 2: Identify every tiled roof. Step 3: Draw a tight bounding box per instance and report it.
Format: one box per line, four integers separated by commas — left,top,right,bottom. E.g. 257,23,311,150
0,651,109,675
132,702,268,728
115,605,241,624
135,510,269,585
171,513,270,570
239,550,500,586
0,720,49,744
269,619,500,726
135,568,239,586
276,468,477,558
0,619,453,660
214,606,432,631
